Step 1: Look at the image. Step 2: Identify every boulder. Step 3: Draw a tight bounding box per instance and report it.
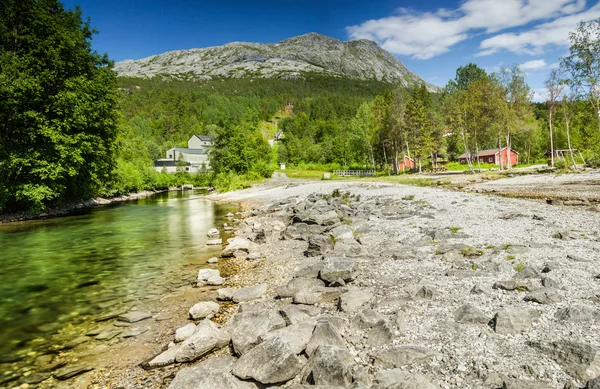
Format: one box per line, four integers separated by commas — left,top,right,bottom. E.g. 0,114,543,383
260,323,315,354
197,269,224,287
207,257,219,264
207,228,220,238
372,346,439,369
302,345,354,386
189,301,220,320
118,311,152,323
293,287,344,305
320,257,357,283
175,319,230,363
306,234,334,257
492,279,535,292
227,308,286,356
216,287,235,301
221,237,252,257
513,266,540,279
168,356,257,389
338,288,373,312
555,305,600,322
502,379,553,389
53,366,94,380
294,210,340,226
371,369,437,389
523,288,562,304
147,344,180,368
233,337,304,384
279,304,322,325
277,277,326,298
306,315,346,356
232,284,267,303
454,304,489,324
333,238,366,257
494,308,539,334
206,238,223,246
527,340,600,383
175,323,197,343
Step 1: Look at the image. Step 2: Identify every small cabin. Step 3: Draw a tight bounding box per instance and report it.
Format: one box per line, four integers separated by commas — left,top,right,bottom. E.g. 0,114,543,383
398,156,415,171
154,135,213,173
458,147,518,167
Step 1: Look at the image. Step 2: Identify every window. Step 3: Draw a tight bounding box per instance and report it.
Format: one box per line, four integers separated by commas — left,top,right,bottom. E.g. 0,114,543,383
185,167,189,171
489,157,493,162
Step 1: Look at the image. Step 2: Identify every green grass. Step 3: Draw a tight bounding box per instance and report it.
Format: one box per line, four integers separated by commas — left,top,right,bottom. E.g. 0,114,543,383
450,226,462,234
281,168,328,180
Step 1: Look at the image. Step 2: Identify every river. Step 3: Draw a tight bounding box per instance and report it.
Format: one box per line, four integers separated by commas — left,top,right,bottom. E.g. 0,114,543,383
0,191,237,376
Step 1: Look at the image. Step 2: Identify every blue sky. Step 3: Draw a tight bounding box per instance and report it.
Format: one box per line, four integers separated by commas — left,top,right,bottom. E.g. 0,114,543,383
64,0,600,100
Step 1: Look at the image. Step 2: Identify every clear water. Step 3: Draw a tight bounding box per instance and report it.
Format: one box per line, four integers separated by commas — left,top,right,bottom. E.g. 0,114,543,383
0,191,236,367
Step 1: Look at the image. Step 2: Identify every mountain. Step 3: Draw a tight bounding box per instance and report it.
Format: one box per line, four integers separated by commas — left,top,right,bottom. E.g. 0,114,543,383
113,33,439,91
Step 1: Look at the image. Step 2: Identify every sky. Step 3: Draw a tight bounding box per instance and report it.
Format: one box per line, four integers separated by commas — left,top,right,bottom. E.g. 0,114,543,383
63,0,600,100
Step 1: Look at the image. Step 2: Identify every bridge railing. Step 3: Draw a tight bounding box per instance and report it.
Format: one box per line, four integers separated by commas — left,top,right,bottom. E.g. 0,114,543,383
333,170,376,177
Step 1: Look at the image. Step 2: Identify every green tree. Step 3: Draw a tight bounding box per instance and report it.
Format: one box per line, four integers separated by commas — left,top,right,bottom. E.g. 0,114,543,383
406,83,433,172
445,63,487,93
0,0,118,212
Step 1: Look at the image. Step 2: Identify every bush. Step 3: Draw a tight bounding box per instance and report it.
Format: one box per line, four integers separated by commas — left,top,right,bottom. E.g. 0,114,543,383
554,158,567,170
586,155,600,168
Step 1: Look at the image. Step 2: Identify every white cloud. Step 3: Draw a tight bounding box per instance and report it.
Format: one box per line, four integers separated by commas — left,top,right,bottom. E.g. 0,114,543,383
520,59,548,70
346,0,588,60
533,87,549,101
477,3,600,56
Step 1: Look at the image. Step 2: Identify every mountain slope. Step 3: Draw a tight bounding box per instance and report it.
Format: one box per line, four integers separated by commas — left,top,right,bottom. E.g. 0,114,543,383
114,33,439,91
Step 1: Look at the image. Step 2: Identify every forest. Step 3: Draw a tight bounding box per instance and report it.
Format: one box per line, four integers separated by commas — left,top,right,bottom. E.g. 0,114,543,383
2,0,600,213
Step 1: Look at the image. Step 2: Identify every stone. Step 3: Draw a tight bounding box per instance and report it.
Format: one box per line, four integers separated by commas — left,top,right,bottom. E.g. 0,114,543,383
293,287,343,305
333,238,366,257
338,288,373,312
416,285,437,299
233,250,248,259
175,323,197,343
227,308,286,356
121,327,148,338
320,257,357,283
221,237,252,257
513,266,540,279
63,336,89,350
197,269,224,286
246,251,261,260
277,277,326,298
587,377,600,389
306,315,346,356
524,288,562,304
302,345,354,386
371,369,437,389
96,330,121,340
175,319,230,362
372,346,439,368
555,305,600,322
502,379,553,389
207,228,220,238
294,210,340,226
233,337,304,384
494,308,539,334
454,304,489,324
232,284,267,303
367,320,395,347
168,356,257,389
22,372,51,385
53,366,94,380
352,308,387,330
568,253,591,262
189,301,220,319
294,261,324,278
118,311,152,323
260,322,315,354
470,284,487,294
306,234,334,257
147,345,180,368
279,304,322,325
217,287,235,301
527,340,600,383
207,257,219,264
206,238,223,245
492,279,535,292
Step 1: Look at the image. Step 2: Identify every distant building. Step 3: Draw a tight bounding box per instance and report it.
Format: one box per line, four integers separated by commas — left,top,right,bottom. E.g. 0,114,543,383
397,156,415,171
154,135,213,173
458,147,519,167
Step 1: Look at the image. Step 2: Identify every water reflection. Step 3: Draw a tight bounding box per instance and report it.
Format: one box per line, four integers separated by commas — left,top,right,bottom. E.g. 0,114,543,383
0,191,236,366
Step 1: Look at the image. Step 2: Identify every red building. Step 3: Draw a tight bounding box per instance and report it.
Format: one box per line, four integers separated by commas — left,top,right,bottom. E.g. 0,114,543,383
397,156,415,171
458,147,519,167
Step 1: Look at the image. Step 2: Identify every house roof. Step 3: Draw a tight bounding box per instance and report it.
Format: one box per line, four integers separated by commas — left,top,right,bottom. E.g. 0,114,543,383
458,147,519,159
172,148,207,155
193,135,213,142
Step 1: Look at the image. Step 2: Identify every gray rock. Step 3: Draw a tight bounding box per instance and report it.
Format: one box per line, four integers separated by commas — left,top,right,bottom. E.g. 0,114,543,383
527,340,600,382
147,345,180,368
207,257,219,264
524,288,562,304
353,308,387,330
121,327,148,338
367,320,395,348
206,238,223,245
53,365,94,380
217,287,235,301
96,330,121,340
277,277,326,298
568,253,591,262
372,346,439,368
330,225,355,240
320,257,357,283
502,379,553,389
454,304,489,324
555,305,600,322
189,301,220,319
168,356,256,389
294,261,324,278
333,238,365,257
233,337,304,384
306,315,346,356
175,323,197,343
338,288,373,312
494,308,539,334
175,319,230,362
246,251,261,260
293,287,344,305
227,308,286,355
197,269,225,286
513,266,540,279
118,311,152,323
372,369,437,389
260,322,315,354
492,279,535,292
587,377,600,389
221,237,252,257
232,284,267,303
415,285,437,299
207,228,220,238
295,210,340,226
302,345,354,386
280,304,322,325
470,284,488,294
306,234,334,257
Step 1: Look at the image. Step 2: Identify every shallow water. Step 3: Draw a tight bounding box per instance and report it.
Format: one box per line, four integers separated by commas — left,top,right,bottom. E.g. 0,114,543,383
0,191,236,367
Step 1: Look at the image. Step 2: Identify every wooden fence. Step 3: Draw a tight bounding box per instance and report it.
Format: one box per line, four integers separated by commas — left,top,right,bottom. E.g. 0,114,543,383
333,170,376,177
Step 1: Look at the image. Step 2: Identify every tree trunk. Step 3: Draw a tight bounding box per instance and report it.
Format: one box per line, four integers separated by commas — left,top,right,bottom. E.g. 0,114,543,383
549,109,555,168
505,135,512,169
498,134,503,170
475,143,482,172
563,105,577,170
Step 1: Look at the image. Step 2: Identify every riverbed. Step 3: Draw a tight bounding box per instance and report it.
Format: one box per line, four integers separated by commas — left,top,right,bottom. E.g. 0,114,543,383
0,191,237,386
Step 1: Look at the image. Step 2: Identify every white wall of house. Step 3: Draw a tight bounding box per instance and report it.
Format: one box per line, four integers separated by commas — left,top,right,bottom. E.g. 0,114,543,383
188,136,213,149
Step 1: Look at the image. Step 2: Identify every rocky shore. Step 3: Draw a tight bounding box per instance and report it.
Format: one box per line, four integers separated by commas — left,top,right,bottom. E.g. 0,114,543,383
118,178,600,389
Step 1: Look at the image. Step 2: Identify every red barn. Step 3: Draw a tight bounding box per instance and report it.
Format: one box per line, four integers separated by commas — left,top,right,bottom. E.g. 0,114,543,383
398,156,415,171
458,147,519,167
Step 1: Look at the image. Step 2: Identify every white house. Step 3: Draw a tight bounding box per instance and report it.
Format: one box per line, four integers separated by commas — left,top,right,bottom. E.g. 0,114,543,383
154,135,213,173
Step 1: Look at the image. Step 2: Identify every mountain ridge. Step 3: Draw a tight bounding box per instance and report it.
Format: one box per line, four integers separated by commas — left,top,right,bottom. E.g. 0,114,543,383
113,33,439,91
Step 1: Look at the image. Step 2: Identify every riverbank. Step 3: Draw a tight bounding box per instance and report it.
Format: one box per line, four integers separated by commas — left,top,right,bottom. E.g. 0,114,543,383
149,178,600,388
